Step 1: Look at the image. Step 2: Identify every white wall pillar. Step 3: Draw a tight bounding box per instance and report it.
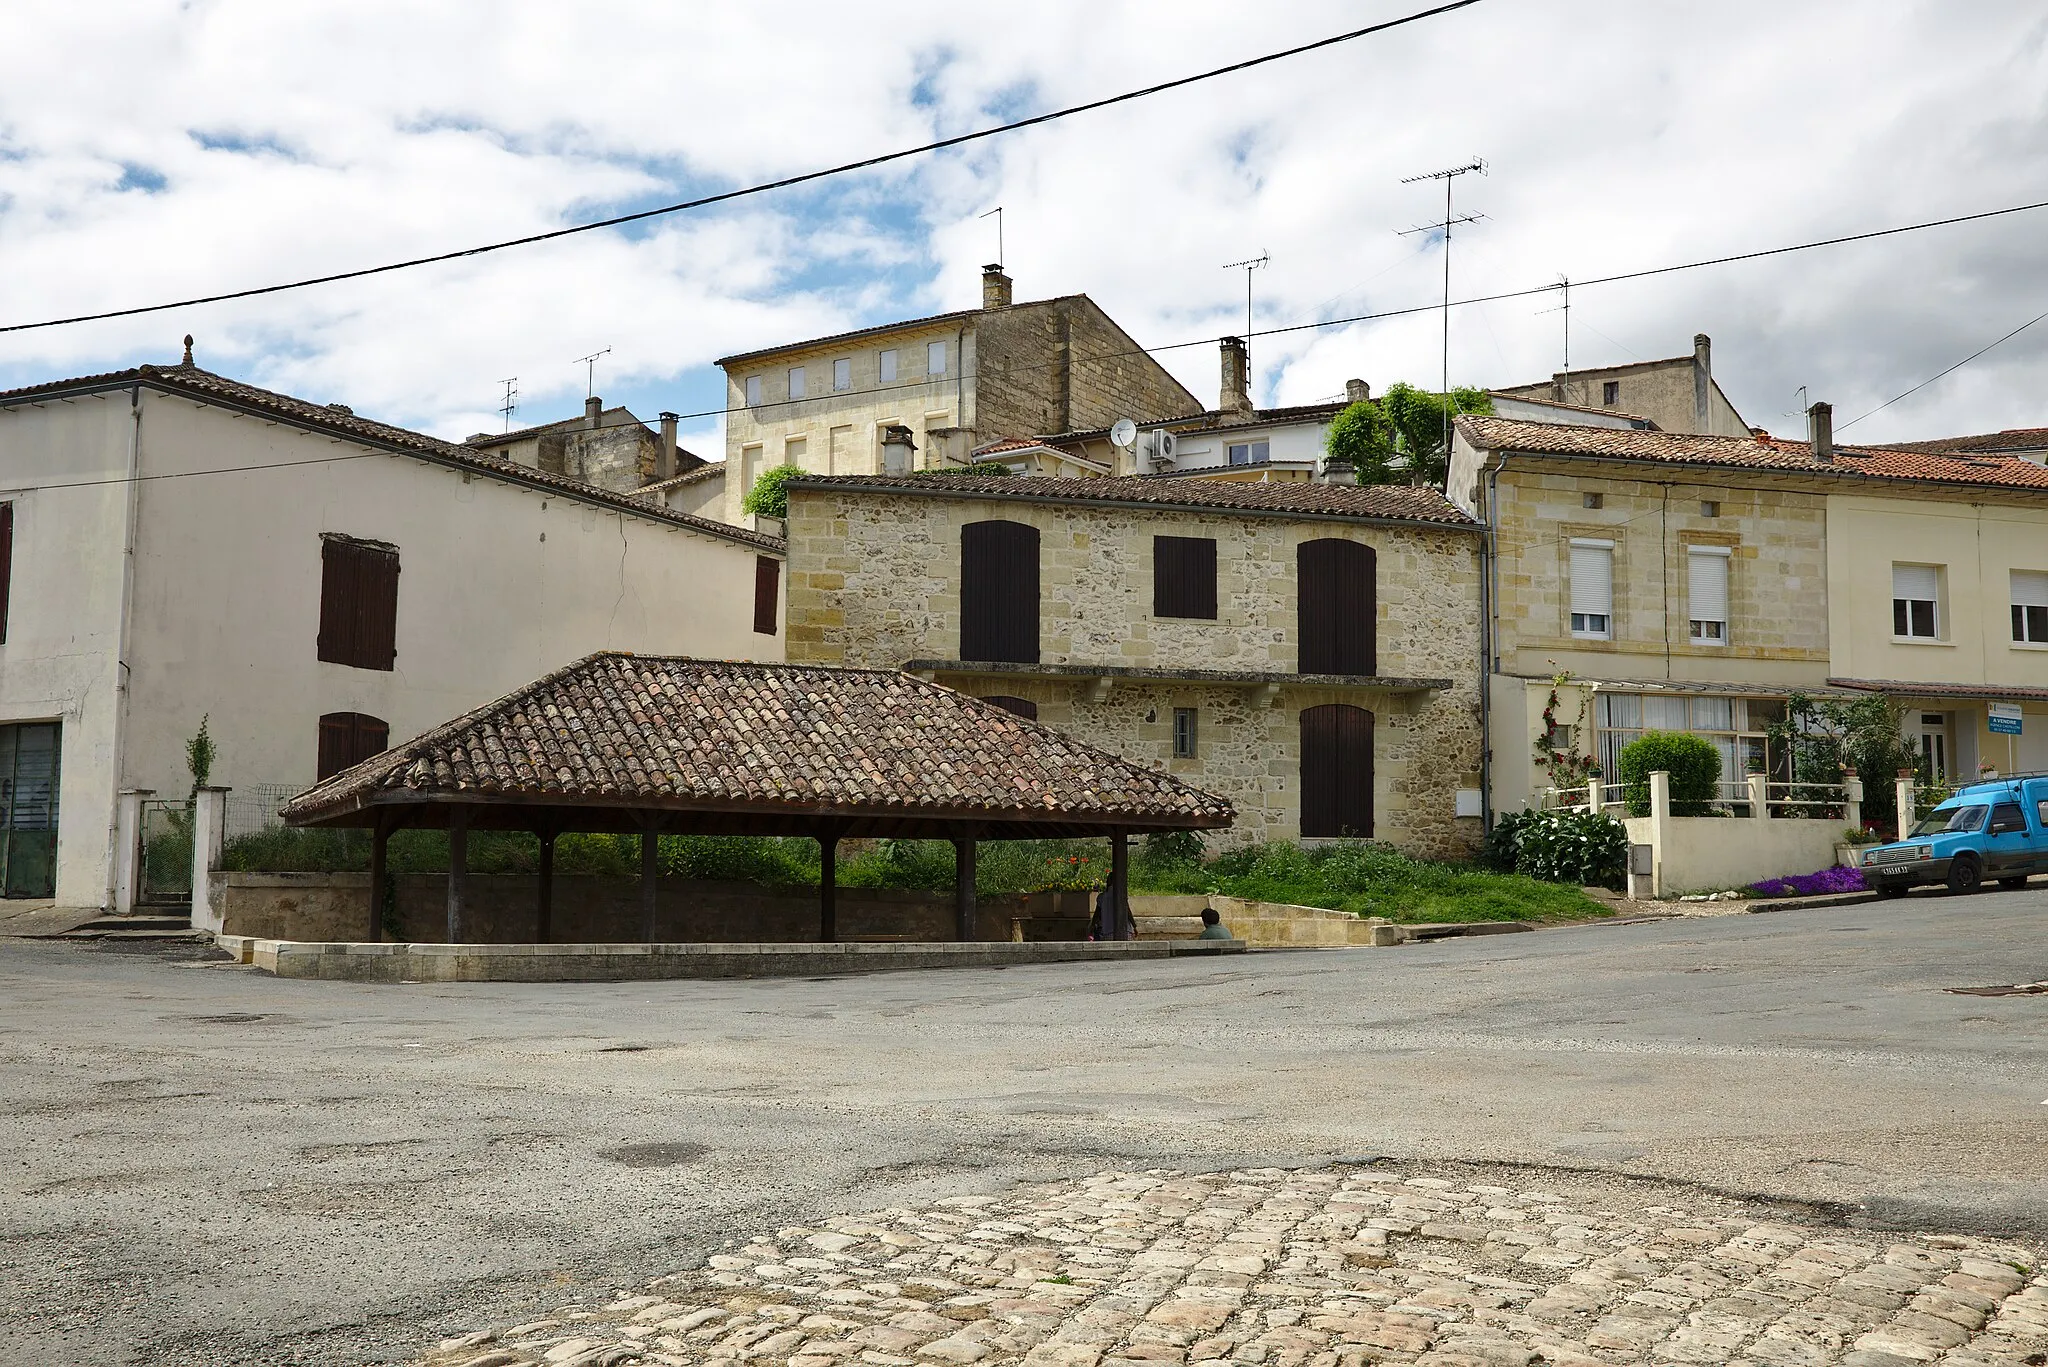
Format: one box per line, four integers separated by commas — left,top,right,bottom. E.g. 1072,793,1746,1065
1844,775,1864,832
1747,772,1769,821
190,786,229,934
113,789,153,917
1648,770,1672,898
1895,775,1915,843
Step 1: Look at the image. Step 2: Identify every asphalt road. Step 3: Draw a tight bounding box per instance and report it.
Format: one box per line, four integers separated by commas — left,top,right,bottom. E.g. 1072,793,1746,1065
1,891,2042,1367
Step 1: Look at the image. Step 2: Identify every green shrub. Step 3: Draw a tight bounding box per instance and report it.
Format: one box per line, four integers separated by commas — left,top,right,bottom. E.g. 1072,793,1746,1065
1503,809,1628,890
1478,809,1529,873
1617,731,1722,816
741,463,806,519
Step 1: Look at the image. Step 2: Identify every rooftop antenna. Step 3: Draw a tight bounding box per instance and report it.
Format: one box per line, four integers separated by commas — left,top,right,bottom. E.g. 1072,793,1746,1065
498,377,519,432
978,206,1003,267
574,348,611,399
1536,275,1569,375
1223,253,1269,341
1399,158,1487,475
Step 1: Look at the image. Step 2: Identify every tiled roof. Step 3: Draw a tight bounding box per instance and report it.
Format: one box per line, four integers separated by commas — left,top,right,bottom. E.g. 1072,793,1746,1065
1144,401,1349,433
1870,428,2048,456
466,405,640,446
1829,677,2048,703
787,472,1479,528
632,463,726,498
1456,416,2048,491
0,363,783,551
281,653,1235,837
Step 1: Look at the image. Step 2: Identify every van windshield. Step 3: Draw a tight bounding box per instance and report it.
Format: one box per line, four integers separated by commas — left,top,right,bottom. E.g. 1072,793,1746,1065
1912,805,1987,837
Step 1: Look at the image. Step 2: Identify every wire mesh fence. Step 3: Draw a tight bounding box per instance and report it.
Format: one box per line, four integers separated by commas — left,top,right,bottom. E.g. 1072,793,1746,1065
225,784,301,840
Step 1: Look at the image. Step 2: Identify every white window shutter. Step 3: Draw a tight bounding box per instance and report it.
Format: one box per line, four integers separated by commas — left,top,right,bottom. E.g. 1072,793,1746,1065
1688,548,1729,625
2012,570,2048,609
1569,541,1614,618
1893,564,1938,601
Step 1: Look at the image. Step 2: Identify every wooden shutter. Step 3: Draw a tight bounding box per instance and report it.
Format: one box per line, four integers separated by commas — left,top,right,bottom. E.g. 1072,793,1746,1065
1153,536,1218,619
318,712,390,781
1296,539,1375,675
318,536,399,670
754,557,781,635
1299,704,1374,838
960,520,1040,663
980,695,1038,720
0,502,12,645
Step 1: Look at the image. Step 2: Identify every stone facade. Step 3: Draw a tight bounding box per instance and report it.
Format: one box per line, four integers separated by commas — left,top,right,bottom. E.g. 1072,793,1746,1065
784,486,1485,857
468,404,693,495
1492,338,1752,436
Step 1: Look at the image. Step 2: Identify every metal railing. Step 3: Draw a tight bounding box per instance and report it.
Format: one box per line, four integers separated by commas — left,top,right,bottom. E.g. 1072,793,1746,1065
1532,773,1857,822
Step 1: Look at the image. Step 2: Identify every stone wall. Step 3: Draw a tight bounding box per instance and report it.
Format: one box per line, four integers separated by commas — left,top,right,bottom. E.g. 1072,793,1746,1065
975,298,1200,440
784,487,1485,857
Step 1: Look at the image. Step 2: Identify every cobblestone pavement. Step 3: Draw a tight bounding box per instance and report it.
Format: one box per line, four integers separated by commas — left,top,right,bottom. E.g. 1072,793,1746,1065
419,1167,2046,1367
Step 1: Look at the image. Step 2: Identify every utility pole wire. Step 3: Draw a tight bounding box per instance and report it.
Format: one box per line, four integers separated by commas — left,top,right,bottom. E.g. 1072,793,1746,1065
1838,304,2048,431
0,0,1486,337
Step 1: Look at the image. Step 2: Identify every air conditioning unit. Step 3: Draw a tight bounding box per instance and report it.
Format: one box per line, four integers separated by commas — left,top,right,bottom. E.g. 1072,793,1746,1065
1148,430,1178,468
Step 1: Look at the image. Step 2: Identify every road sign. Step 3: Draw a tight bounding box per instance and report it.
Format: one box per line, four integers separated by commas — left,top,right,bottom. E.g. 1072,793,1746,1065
1989,702,2024,735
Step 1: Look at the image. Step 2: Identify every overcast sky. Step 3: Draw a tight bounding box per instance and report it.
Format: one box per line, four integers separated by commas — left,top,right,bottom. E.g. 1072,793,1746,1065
3,1,2044,457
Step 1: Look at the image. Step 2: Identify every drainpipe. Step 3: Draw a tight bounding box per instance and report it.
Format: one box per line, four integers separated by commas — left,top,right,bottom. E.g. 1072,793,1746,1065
956,324,967,456
105,385,145,910
1480,451,1511,831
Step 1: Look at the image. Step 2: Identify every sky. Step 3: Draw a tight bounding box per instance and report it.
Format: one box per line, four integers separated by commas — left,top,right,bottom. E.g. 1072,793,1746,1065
2,0,2045,461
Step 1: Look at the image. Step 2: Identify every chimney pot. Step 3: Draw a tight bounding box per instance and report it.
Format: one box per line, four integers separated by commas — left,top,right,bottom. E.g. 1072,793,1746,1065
1219,336,1253,419
585,396,602,429
1692,333,1712,433
658,411,679,480
1344,378,1371,405
981,264,1013,310
1807,401,1834,463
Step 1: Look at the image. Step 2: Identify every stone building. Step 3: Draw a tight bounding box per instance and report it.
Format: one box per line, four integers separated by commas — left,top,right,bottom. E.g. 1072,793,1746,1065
1492,334,1751,436
714,266,1202,523
1449,408,2048,818
782,472,1485,856
465,399,705,495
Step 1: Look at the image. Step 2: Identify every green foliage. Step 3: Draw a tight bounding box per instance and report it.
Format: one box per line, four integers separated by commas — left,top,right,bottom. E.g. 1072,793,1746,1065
1498,809,1629,890
741,463,807,519
1186,840,1607,923
961,461,1016,477
1322,385,1491,488
1617,731,1723,816
185,715,216,803
1765,691,1917,829
1323,400,1396,481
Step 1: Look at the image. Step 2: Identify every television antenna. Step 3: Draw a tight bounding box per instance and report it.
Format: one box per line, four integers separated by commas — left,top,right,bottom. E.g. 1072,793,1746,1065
498,376,518,432
574,347,611,399
979,206,1003,267
1223,253,1269,340
1399,158,1487,474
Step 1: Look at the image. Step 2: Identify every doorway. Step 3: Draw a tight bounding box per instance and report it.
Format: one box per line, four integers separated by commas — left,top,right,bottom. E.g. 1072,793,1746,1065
0,722,60,898
1917,712,1948,783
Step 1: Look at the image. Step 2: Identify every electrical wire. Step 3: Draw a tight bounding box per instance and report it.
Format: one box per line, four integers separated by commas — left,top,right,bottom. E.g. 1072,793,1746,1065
1838,303,2048,431
0,0,1486,337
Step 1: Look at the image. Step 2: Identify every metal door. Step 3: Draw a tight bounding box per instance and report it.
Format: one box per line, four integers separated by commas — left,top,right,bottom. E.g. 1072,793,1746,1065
138,799,193,906
0,722,60,899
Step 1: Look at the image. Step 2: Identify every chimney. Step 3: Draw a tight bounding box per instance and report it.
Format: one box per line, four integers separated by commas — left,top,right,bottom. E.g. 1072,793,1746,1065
1344,378,1371,405
1807,400,1834,463
881,424,917,475
658,411,679,480
982,264,1013,310
585,395,602,429
1219,336,1253,419
1323,456,1359,486
1693,333,1712,433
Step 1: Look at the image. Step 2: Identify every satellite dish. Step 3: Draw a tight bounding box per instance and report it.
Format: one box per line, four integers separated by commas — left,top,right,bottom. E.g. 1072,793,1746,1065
1109,418,1138,448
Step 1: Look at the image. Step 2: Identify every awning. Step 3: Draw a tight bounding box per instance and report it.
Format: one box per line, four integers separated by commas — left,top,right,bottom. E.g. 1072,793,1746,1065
1828,678,2048,704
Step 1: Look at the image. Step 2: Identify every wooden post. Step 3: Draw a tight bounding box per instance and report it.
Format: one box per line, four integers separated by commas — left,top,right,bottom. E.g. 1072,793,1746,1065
368,814,391,943
446,808,469,944
818,825,841,942
641,825,661,943
1110,831,1130,941
535,824,556,944
953,835,978,941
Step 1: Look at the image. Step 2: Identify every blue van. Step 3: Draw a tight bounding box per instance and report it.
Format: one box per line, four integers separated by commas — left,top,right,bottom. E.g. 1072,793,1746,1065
1861,776,2048,896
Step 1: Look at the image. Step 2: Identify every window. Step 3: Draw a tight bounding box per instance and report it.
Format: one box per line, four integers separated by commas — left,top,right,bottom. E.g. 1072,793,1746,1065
2013,570,2048,643
317,534,399,671
960,520,1039,663
1300,704,1372,837
1990,802,2027,835
1569,539,1613,639
1596,692,1779,799
787,366,806,400
0,721,60,898
1582,492,1603,510
832,358,851,392
1297,539,1376,675
1173,708,1199,759
827,425,853,474
1602,380,1620,406
981,695,1037,720
1153,536,1218,619
1700,500,1720,518
316,712,389,782
0,502,12,645
1688,546,1730,644
879,349,898,383
927,341,947,376
1892,563,1940,639
1227,440,1270,466
745,375,762,407
753,557,780,635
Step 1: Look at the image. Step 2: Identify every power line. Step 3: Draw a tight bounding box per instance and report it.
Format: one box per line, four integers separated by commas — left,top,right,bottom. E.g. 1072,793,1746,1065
0,0,1486,338
1839,303,2048,432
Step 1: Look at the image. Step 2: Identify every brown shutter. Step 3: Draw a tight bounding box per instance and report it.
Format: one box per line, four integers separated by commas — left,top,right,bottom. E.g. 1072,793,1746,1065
319,537,399,670
1153,536,1217,619
1297,539,1376,675
754,556,781,635
1299,704,1374,838
0,502,12,645
980,695,1038,720
960,521,1040,663
362,547,399,669
318,712,390,781
317,539,347,663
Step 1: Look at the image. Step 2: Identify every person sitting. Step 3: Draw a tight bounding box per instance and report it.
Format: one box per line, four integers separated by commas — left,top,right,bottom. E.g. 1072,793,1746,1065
1196,907,1233,940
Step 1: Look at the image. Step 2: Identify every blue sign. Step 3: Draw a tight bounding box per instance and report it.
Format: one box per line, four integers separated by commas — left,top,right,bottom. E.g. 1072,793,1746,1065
1989,702,2024,735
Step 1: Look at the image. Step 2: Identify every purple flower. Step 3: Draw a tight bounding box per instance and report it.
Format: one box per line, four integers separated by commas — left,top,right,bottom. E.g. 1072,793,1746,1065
1749,865,1868,897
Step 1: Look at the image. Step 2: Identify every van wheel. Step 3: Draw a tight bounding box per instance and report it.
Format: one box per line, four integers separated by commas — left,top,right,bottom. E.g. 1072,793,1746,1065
2001,876,2030,890
1947,856,1983,896
1878,883,1909,898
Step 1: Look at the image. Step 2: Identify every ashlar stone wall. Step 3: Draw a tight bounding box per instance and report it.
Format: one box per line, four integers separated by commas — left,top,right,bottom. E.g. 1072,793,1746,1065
785,488,1485,857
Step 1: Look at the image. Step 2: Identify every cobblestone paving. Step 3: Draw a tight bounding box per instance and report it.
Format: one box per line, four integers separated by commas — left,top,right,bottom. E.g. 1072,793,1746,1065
419,1167,2047,1367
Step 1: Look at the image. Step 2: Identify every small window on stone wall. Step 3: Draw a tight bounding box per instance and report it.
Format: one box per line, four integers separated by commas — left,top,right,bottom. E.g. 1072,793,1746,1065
1173,708,1199,759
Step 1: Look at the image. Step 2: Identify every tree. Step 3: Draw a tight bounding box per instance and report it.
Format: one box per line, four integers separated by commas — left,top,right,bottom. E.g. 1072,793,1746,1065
1323,384,1492,488
742,464,806,519
1765,691,1919,829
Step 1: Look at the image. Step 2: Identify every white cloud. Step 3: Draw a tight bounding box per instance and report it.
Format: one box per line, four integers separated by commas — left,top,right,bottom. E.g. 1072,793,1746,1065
2,0,2045,444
